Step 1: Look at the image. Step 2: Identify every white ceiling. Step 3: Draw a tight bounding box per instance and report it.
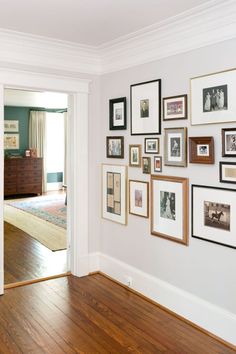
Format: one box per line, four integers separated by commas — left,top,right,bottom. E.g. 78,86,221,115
0,0,212,46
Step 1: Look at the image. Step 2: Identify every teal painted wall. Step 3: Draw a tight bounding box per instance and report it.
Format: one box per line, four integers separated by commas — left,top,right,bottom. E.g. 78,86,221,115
4,106,63,183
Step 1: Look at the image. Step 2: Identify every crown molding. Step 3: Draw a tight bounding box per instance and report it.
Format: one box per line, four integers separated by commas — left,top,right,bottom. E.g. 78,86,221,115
0,0,235,76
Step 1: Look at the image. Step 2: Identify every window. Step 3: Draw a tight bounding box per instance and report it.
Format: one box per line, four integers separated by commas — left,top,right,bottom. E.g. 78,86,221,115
46,112,64,174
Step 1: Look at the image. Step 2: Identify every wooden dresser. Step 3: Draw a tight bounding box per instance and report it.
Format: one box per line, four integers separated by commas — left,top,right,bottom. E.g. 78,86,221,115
4,158,43,196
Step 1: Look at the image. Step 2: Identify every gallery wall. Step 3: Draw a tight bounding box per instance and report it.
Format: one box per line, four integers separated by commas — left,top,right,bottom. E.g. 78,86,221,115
99,38,236,316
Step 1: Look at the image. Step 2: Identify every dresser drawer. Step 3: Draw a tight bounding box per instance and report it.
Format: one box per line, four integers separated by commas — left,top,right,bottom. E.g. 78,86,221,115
18,177,42,184
17,160,42,171
18,170,42,178
17,184,42,194
4,185,17,195
4,172,17,180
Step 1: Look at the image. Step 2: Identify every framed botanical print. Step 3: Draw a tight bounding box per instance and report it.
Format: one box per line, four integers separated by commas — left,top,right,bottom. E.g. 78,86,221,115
191,68,236,125
129,145,141,167
102,164,127,225
219,162,236,184
4,120,19,132
109,97,127,130
142,157,151,174
153,156,162,172
4,134,19,149
192,185,236,249
144,138,159,154
151,175,188,245
222,128,236,157
189,136,214,164
130,79,161,135
163,94,187,120
129,180,149,218
164,127,187,167
106,136,124,158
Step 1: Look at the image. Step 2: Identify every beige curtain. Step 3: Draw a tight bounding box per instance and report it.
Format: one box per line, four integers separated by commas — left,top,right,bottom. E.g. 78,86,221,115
29,111,47,192
63,112,67,185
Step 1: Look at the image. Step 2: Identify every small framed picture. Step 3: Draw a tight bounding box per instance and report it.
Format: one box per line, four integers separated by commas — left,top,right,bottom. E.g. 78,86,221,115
102,164,127,225
142,157,151,174
151,175,189,245
4,133,19,150
25,149,31,157
106,136,124,158
153,156,162,172
191,68,236,125
222,128,236,157
163,94,187,120
129,145,141,167
164,127,187,167
189,136,214,164
4,120,19,132
192,185,236,249
130,79,161,135
144,138,159,154
219,162,236,184
109,97,127,130
129,180,149,218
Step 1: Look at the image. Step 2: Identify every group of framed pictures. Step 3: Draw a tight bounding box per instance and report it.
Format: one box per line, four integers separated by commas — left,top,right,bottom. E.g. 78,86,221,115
4,120,19,150
103,67,236,250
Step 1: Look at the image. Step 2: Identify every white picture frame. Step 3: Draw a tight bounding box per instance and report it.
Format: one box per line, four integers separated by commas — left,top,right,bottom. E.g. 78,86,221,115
4,120,19,132
4,134,19,149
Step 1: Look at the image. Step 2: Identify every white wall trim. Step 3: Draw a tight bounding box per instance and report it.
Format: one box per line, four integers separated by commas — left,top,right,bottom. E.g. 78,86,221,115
97,252,236,346
0,1,235,75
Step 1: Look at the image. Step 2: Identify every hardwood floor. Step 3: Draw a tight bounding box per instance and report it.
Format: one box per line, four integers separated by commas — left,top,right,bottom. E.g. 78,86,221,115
4,222,67,285
0,274,234,353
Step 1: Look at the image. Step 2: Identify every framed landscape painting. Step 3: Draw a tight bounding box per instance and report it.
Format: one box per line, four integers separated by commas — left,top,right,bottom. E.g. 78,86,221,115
163,94,187,120
164,127,187,167
109,97,127,130
191,68,236,125
151,175,189,245
192,185,236,249
129,180,149,218
102,164,127,225
130,79,161,135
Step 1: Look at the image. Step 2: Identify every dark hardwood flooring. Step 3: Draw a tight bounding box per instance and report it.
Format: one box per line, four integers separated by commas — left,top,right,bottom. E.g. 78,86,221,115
4,222,67,285
0,274,234,354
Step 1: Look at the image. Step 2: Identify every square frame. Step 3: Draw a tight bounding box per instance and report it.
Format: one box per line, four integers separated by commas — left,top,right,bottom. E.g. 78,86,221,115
129,144,141,167
144,138,159,154
153,156,162,172
129,180,149,218
219,161,236,184
151,175,189,245
4,120,19,132
163,94,187,120
109,97,127,130
106,136,124,158
192,184,236,249
164,127,187,167
102,164,127,225
4,133,19,150
189,136,214,164
130,79,161,135
221,128,236,157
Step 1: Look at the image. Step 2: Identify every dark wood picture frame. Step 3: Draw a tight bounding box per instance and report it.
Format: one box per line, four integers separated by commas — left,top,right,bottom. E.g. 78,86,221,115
142,157,151,174
221,128,236,157
163,94,187,121
144,138,159,154
106,136,124,158
129,180,149,218
129,144,141,167
189,136,214,164
109,97,127,130
219,161,236,184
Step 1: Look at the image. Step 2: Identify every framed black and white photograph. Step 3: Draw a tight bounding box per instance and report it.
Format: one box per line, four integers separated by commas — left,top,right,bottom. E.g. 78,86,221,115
222,128,236,157
142,157,151,174
191,68,236,125
130,79,161,135
129,180,149,218
153,156,162,172
106,136,124,158
144,138,159,154
192,185,236,249
129,145,141,167
102,164,127,225
189,136,214,164
164,127,187,167
151,175,189,245
163,94,187,120
220,162,236,184
109,97,127,130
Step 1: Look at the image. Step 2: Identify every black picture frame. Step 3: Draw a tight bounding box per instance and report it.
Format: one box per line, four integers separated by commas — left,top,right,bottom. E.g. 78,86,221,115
219,161,236,184
144,138,159,154
221,128,236,157
163,94,188,121
109,97,127,130
130,79,161,135
106,136,124,158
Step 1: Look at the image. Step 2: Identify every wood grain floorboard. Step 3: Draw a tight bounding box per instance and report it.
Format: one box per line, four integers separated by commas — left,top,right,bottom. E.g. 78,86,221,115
0,274,234,353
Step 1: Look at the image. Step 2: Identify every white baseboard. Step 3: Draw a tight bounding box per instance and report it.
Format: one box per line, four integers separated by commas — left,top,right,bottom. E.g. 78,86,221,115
97,252,236,347
89,252,100,273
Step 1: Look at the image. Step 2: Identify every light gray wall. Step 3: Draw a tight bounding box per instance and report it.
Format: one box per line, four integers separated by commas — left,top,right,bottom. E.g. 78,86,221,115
99,38,236,314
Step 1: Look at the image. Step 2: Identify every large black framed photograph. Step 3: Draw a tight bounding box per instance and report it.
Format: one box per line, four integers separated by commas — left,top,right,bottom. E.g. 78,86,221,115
222,128,236,157
109,97,127,130
192,185,236,249
130,79,161,135
106,136,124,158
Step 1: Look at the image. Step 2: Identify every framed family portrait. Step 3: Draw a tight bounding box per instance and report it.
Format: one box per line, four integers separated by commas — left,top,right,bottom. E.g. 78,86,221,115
222,128,236,157
129,145,141,167
151,175,188,245
192,185,236,249
163,94,187,120
130,79,161,135
144,138,159,154
129,180,149,218
109,97,127,130
102,164,127,225
153,156,162,172
164,127,187,167
142,157,151,174
4,120,19,132
189,136,214,164
4,134,19,149
191,68,236,125
106,136,124,158
220,162,236,184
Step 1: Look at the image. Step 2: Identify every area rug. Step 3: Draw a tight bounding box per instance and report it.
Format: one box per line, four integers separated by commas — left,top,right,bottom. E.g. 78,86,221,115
4,194,67,251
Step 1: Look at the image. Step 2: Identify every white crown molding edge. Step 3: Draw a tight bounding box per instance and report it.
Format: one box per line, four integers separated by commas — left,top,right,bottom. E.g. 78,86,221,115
92,252,236,347
0,0,235,75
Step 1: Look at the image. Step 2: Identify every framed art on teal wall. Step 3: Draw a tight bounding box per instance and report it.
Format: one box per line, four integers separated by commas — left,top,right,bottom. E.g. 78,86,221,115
4,120,19,132
4,134,19,149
